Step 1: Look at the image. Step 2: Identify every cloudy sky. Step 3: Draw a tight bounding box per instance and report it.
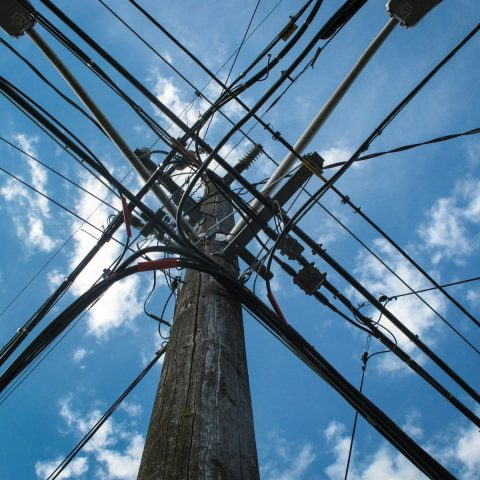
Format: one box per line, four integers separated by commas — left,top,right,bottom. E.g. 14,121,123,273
0,0,479,478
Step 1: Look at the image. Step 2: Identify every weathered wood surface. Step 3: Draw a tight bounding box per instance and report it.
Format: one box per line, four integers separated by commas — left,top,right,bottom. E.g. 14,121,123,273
137,183,259,480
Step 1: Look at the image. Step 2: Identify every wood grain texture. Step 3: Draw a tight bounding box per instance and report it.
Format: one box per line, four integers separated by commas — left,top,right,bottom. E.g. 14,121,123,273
137,183,259,480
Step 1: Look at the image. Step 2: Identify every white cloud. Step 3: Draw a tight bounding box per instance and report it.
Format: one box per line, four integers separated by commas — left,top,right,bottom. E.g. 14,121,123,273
0,134,58,252
437,421,480,480
260,431,316,480
353,238,446,372
36,398,144,480
96,434,144,479
323,420,427,480
320,145,354,169
466,288,480,307
48,269,65,291
72,347,89,364
418,178,480,264
119,401,142,418
324,417,480,480
35,456,88,479
150,71,209,130
60,173,144,338
149,69,245,140
402,412,424,441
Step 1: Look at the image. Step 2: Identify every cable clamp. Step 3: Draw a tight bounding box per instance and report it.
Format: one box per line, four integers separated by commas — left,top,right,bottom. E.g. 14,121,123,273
279,16,298,41
271,130,282,142
301,152,324,178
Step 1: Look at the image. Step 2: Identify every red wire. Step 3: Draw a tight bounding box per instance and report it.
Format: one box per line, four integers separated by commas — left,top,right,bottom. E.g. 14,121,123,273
121,195,132,238
136,258,180,272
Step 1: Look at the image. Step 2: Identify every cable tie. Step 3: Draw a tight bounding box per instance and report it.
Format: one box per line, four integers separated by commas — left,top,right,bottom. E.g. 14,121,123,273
137,258,180,272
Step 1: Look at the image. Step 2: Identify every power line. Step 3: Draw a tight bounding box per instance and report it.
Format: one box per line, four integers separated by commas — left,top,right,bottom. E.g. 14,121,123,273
201,0,262,141
0,165,119,241
315,201,480,356
386,275,480,301
324,126,480,169
0,37,104,133
263,19,480,333
46,347,166,480
0,135,119,212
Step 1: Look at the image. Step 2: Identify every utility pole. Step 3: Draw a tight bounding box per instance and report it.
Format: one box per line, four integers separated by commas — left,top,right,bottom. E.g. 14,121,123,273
137,180,260,479
0,2,444,479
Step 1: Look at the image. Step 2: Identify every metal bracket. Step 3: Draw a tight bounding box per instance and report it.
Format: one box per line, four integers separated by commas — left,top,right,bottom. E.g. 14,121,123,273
0,0,35,37
300,151,324,179
387,0,442,27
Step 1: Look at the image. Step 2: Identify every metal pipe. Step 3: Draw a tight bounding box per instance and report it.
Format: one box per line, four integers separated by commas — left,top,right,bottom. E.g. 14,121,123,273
27,28,197,238
229,18,398,239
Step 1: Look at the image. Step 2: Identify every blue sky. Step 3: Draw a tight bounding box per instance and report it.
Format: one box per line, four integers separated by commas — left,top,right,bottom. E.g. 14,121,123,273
0,0,479,478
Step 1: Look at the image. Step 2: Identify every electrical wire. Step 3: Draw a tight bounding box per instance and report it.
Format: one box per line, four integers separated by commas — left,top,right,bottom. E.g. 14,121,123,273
0,162,132,323
263,20,480,337
175,1,341,253
101,0,480,342
0,37,105,134
0,135,119,212
324,126,480,169
315,202,480,356
386,275,480,301
46,347,166,480
203,0,262,140
271,248,480,428
0,165,122,241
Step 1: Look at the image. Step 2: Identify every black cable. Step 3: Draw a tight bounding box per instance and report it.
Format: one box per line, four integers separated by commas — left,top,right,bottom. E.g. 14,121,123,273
46,347,166,480
0,163,132,324
264,20,480,333
109,0,480,342
175,1,339,252
0,135,119,212
29,9,174,147
0,165,122,241
273,254,480,428
157,288,175,340
1,90,120,198
1,77,112,180
0,240,457,477
315,202,480,356
324,126,480,169
386,276,480,300
344,356,366,480
0,37,105,134
128,0,317,110
201,0,262,141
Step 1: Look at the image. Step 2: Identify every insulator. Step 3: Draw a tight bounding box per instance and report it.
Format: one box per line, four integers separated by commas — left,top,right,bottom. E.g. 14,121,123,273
235,143,263,174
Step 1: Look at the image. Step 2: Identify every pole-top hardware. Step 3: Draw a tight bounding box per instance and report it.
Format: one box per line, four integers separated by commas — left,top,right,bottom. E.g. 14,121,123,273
386,0,442,27
279,235,304,261
280,17,298,42
0,0,36,37
294,264,326,294
301,151,325,178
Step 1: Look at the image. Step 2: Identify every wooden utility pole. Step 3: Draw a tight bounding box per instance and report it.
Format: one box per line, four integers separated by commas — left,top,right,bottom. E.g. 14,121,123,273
137,181,259,479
